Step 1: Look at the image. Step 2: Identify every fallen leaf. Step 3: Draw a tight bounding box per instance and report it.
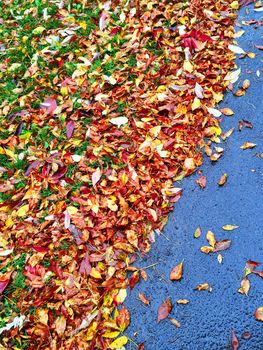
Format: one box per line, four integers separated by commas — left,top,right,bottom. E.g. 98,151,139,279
242,79,250,89
0,271,12,294
194,283,211,291
116,306,130,331
218,173,228,186
206,230,216,248
109,335,128,349
196,175,206,188
138,292,150,305
240,142,256,150
215,239,231,252
66,120,75,139
194,226,201,239
169,318,181,328
157,298,172,323
231,329,239,350
130,270,139,291
200,246,215,254
195,82,204,99
222,225,239,231
170,261,183,281
228,44,246,54
55,316,67,336
109,116,128,127
92,167,101,187
238,278,250,295
220,108,234,116
176,299,189,305
207,107,222,117
255,307,263,321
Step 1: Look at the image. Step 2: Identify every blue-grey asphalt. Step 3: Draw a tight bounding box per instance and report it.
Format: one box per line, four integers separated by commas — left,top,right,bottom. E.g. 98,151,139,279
125,5,263,350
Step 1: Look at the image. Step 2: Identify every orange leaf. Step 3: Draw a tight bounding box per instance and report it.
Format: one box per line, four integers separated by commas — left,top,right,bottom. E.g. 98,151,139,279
169,261,183,281
138,292,150,305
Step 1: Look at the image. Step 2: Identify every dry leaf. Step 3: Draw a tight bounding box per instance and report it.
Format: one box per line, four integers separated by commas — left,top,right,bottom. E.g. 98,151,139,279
240,142,256,150
222,225,239,231
157,298,172,323
170,261,183,281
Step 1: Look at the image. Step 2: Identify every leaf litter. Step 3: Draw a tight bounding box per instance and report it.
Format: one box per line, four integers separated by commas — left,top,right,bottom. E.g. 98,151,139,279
0,0,259,348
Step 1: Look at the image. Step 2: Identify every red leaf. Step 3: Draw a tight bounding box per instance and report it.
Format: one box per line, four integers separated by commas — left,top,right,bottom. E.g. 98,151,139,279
231,330,239,350
0,271,12,294
130,271,139,291
253,271,263,278
66,120,75,139
157,298,172,323
138,343,145,350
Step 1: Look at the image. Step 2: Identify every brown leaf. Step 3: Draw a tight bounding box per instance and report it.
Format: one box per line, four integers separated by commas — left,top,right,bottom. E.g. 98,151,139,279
170,261,183,281
220,108,234,116
157,298,172,323
194,283,211,291
255,307,263,321
138,292,150,305
231,330,239,350
218,173,228,186
140,269,148,281
116,306,130,331
240,142,256,150
234,89,246,97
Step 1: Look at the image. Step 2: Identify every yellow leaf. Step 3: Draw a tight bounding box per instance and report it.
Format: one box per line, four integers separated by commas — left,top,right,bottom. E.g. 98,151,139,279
17,204,29,217
67,206,78,215
222,225,239,231
183,60,193,73
102,331,120,338
240,142,256,150
5,148,16,159
109,336,128,349
5,217,14,228
192,97,201,111
90,267,102,279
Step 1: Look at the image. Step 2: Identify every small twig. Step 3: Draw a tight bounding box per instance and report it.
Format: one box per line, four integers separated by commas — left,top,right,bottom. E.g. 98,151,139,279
127,336,139,348
153,267,169,283
141,262,159,270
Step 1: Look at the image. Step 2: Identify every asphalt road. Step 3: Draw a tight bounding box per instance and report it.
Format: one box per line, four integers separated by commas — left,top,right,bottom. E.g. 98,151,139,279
125,5,263,350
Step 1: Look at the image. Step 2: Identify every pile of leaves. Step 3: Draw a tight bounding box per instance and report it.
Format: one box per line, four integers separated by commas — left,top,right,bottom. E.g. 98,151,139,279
0,0,246,348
